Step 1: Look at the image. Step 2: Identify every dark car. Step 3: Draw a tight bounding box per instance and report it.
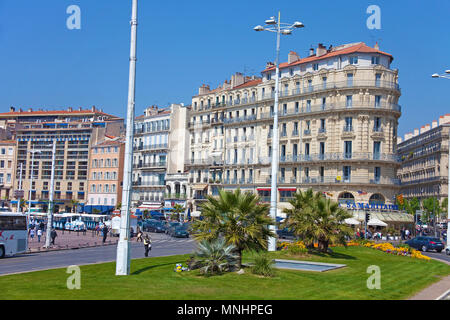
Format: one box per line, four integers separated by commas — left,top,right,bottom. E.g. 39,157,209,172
164,221,182,234
276,228,296,240
144,220,166,233
405,236,445,253
169,225,190,238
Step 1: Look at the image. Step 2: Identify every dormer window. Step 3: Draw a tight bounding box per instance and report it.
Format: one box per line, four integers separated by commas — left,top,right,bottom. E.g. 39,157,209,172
371,56,380,65
266,73,271,81
349,56,358,65
313,63,319,71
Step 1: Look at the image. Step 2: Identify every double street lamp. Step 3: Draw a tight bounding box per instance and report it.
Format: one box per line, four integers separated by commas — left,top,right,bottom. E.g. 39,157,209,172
431,69,450,248
254,13,305,252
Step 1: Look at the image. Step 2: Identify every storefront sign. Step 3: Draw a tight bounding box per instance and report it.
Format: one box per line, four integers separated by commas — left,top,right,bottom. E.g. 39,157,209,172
341,202,399,211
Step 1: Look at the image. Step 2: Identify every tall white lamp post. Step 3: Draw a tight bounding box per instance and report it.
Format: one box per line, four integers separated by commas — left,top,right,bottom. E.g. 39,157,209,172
45,140,57,248
27,146,42,220
254,13,304,251
432,69,450,248
116,0,138,276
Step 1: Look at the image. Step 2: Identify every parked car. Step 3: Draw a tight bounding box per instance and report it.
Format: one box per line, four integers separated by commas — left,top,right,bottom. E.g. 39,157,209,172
405,236,445,252
144,220,166,233
276,228,296,240
169,225,190,238
446,245,450,255
164,221,182,234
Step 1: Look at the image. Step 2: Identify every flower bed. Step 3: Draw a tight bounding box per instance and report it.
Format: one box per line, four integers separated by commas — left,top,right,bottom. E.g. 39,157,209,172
277,240,431,261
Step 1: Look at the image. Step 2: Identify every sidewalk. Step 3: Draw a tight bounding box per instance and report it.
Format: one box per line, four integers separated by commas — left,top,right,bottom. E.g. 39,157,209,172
26,230,119,253
409,258,450,300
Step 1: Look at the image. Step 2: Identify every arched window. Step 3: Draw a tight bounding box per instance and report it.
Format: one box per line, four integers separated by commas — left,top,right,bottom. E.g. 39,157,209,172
369,193,385,205
338,192,355,204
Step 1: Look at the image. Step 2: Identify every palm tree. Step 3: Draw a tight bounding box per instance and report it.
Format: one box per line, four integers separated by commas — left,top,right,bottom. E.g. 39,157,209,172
70,199,79,213
171,203,185,221
191,189,275,269
284,189,353,252
190,238,239,276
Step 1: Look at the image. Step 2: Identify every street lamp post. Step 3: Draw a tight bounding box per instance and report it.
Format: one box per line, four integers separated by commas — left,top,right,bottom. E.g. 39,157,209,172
45,140,57,248
431,69,450,248
116,0,138,276
254,13,304,252
27,146,41,220
16,163,23,213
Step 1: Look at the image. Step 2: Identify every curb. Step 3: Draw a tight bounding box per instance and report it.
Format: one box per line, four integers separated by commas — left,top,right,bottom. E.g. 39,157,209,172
25,241,119,254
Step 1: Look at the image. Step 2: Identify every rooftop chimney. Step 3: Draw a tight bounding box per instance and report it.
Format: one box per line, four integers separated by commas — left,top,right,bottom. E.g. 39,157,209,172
288,51,300,64
91,106,96,112
316,43,327,57
374,42,380,50
309,47,315,56
432,120,438,129
9,106,15,113
404,132,413,141
397,137,403,144
68,107,73,112
231,72,244,88
413,128,419,137
28,108,33,112
198,84,210,95
78,107,82,111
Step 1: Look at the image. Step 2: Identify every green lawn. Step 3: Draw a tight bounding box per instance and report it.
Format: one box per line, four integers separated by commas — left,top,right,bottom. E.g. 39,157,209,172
1,246,449,300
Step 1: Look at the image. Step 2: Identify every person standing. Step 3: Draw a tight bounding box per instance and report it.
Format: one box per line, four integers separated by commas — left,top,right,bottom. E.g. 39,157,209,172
102,224,109,243
143,235,152,257
37,228,42,243
50,229,57,245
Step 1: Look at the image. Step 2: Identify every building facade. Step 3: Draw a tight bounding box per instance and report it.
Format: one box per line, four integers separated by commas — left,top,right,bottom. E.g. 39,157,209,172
0,140,16,208
187,42,402,214
397,114,450,202
0,106,124,213
132,104,190,210
86,137,125,214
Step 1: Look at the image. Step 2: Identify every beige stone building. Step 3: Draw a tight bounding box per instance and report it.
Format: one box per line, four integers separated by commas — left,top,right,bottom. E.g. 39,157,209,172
85,137,125,213
0,106,124,213
0,140,17,208
398,114,450,202
187,42,402,214
132,104,190,211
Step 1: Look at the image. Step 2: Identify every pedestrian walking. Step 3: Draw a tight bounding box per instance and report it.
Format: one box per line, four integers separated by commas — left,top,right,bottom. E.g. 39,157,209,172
136,226,143,242
50,229,57,245
102,224,109,243
37,228,42,243
143,234,152,257
30,228,35,241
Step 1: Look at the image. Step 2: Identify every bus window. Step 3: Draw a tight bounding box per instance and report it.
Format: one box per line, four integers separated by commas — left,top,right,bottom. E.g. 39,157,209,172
0,216,27,230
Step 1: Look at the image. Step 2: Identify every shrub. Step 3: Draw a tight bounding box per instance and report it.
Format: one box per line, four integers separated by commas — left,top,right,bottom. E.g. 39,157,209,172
250,251,276,277
190,238,239,276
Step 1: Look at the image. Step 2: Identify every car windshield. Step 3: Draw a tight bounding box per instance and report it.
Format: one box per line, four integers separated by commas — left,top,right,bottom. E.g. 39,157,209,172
429,238,441,242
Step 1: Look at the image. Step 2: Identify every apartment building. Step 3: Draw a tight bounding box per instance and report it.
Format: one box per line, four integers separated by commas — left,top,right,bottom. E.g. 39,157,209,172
0,140,16,207
85,137,125,214
397,114,450,202
187,42,402,215
0,106,124,213
132,104,190,210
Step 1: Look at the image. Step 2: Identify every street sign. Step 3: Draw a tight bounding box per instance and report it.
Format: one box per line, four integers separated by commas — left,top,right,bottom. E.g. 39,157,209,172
14,190,25,198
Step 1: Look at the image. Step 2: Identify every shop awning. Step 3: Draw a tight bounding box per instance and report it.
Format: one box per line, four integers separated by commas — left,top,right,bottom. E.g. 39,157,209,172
279,188,297,192
368,218,388,227
257,188,271,192
345,218,361,225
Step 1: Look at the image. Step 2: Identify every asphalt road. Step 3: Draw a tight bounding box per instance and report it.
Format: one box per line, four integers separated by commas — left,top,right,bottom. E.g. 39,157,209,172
423,250,450,263
0,233,197,276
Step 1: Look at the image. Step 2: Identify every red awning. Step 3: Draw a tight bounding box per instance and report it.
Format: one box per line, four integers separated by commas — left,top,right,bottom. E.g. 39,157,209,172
257,188,271,192
279,188,297,192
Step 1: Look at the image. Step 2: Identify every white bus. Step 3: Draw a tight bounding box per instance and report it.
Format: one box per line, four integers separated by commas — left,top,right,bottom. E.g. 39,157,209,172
0,213,28,258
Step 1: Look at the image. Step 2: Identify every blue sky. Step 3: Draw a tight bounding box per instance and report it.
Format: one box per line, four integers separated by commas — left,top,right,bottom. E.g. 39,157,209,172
0,0,449,136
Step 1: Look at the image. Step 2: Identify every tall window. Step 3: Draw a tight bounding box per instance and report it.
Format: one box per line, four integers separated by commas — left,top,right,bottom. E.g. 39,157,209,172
373,141,381,159
347,73,354,86
375,95,381,108
345,117,353,131
343,166,351,182
374,167,381,182
346,95,353,108
344,141,352,159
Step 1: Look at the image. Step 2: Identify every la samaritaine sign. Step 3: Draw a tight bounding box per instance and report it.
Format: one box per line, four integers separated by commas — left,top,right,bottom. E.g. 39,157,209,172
340,202,399,211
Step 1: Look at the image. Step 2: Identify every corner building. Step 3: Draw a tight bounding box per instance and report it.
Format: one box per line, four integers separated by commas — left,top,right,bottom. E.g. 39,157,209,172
187,42,402,214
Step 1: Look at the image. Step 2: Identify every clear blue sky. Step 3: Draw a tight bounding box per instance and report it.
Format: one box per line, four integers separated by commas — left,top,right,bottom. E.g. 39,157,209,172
0,0,449,136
